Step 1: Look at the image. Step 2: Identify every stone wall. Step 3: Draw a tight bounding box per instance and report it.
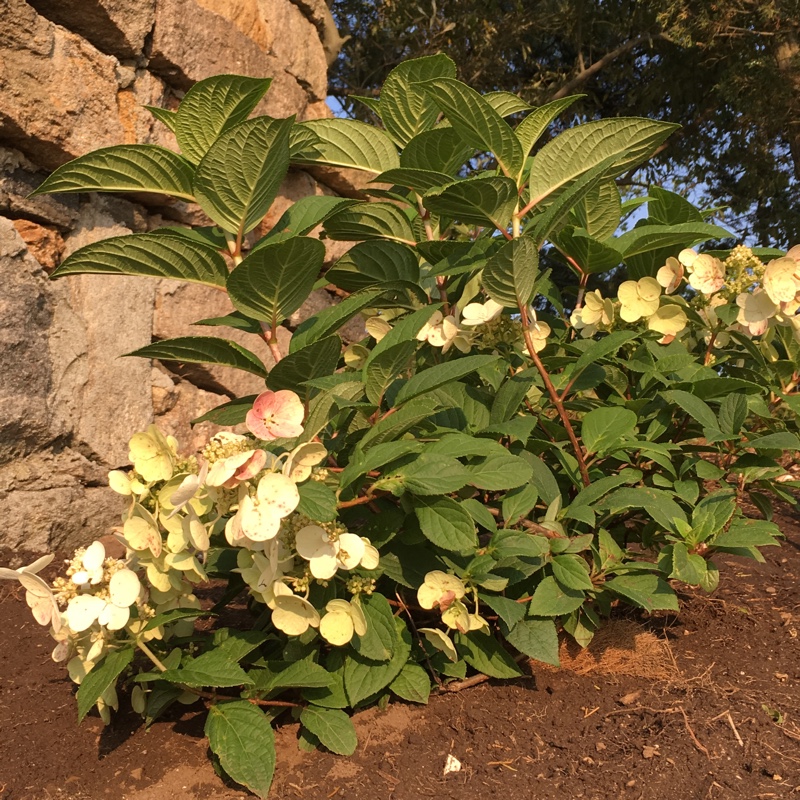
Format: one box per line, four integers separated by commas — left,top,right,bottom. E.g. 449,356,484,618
0,0,350,553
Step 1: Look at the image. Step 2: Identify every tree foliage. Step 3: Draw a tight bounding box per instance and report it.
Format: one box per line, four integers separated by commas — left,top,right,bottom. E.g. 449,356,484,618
330,0,800,245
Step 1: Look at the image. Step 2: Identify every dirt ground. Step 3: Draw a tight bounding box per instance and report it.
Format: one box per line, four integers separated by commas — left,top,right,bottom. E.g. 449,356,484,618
1,508,799,800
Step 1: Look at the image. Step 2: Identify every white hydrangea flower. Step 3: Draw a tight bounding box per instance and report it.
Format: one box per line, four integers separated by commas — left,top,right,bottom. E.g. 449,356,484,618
0,555,61,631
656,257,684,294
647,304,688,342
687,253,725,296
128,426,175,483
736,289,778,336
319,599,368,646
418,627,458,661
527,319,551,353
238,473,300,543
417,571,466,610
763,256,800,304
581,290,614,327
461,298,504,326
71,541,106,587
166,462,209,518
206,449,267,489
618,278,661,322
270,584,320,636
282,442,327,483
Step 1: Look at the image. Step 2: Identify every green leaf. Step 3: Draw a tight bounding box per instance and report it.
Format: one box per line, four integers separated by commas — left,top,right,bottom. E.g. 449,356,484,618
606,574,679,612
212,629,269,662
485,91,533,117
144,607,213,631
527,575,585,616
258,196,358,247
648,186,703,225
669,542,707,585
662,390,718,431
375,167,452,193
291,118,400,174
413,496,477,552
192,395,256,427
194,310,262,335
291,289,383,353
747,431,800,451
601,487,687,532
364,340,416,405
505,618,559,666
323,202,415,243
553,227,622,274
344,618,411,705
161,650,254,688
464,453,533,491
31,145,195,200
352,593,397,662
581,407,637,454
571,179,622,240
395,354,500,406
423,176,518,230
527,118,677,209
300,707,358,756
389,453,470,496
250,659,334,692
174,75,272,164
551,554,594,591
297,481,337,523
501,484,539,527
718,393,748,436
389,663,431,704
266,336,341,395
573,330,637,373
126,336,268,378
357,395,444,451
194,116,293,236
481,595,526,628
76,648,134,722
227,237,325,325
482,236,539,309
456,631,524,679
421,78,524,178
618,221,732,258
692,490,736,541
50,232,228,288
515,95,584,158
205,701,276,799
380,54,458,145
400,128,473,174
712,518,781,549
326,241,420,292
146,105,178,132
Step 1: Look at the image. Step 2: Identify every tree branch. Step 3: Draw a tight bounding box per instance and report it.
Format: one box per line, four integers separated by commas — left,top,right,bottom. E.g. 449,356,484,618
551,33,667,100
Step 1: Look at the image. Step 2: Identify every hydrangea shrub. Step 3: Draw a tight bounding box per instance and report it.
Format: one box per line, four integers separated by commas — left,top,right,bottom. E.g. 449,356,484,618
3,59,799,796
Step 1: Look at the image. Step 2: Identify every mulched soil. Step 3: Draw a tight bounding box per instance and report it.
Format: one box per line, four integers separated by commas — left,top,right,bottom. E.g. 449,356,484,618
1,507,799,800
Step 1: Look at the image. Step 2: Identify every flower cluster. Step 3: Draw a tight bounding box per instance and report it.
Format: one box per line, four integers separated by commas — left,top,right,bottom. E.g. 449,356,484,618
3,389,385,721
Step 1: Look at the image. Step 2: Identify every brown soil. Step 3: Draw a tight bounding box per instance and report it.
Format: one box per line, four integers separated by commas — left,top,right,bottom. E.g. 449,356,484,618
2,508,800,800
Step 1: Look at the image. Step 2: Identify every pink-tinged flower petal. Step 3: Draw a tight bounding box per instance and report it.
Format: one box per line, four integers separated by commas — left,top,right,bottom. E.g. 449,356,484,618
246,390,305,440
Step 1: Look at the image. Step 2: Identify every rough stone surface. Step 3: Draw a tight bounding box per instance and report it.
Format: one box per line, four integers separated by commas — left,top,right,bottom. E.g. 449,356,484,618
0,0,342,550
26,0,156,59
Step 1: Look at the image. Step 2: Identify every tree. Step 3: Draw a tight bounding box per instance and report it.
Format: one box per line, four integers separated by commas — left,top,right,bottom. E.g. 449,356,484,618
329,0,800,246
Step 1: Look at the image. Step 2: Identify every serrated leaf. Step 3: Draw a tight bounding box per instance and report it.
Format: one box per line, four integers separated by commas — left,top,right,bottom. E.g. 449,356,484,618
412,496,477,552
50,232,228,288
297,481,337,523
31,145,195,199
352,593,397,662
395,354,500,406
381,54,457,145
551,554,593,591
718,393,748,436
127,335,267,377
266,336,341,395
344,618,411,705
374,167,452,193
206,701,276,799
464,453,533,491
553,227,622,274
326,240,420,292
76,648,134,722
400,127,473,175
747,431,800,451
617,221,733,258
423,176,518,230
144,607,212,631
571,179,622,240
389,663,431,704
250,659,333,692
691,490,736,541
364,340,416,405
300,706,358,756
581,407,637,454
323,202,415,243
421,78,524,178
485,91,532,117
481,594,527,628
194,116,293,236
505,617,559,666
601,486,687,532
662,390,719,431
174,75,272,164
388,453,470,495
482,236,539,309
192,395,256,426
527,575,585,616
227,237,326,325
515,95,584,158
213,629,269,662
161,650,253,688
257,196,358,246
456,631,524,679
669,542,707,585
527,118,678,210
291,118,400,174
606,573,679,611
146,105,178,132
